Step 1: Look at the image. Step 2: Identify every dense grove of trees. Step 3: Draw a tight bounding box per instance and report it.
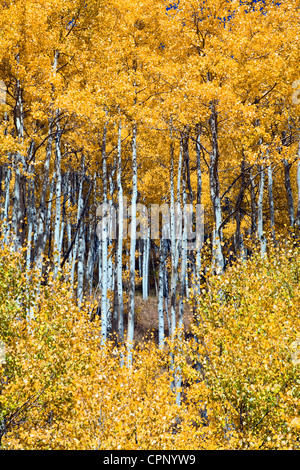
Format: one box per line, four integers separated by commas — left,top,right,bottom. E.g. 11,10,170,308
1,0,300,449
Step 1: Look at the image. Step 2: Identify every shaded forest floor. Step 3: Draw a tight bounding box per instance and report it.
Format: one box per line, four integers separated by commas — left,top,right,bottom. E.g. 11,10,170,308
133,293,193,345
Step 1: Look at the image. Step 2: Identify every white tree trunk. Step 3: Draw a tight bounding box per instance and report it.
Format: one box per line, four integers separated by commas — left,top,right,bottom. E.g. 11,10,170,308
12,78,25,252
127,125,137,366
101,123,108,342
195,125,202,294
297,140,300,229
116,122,124,342
77,220,85,307
71,164,84,284
158,238,165,349
267,163,276,242
257,164,267,257
53,120,62,276
26,143,36,270
283,158,295,228
142,227,150,300
2,162,11,245
36,128,52,270
209,101,224,273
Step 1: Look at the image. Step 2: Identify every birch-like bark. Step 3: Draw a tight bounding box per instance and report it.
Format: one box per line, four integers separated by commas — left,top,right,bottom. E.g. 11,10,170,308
257,164,266,257
250,167,257,236
158,238,165,350
53,120,62,276
44,169,56,261
209,100,224,273
235,158,246,256
77,219,85,307
170,139,183,336
195,125,202,293
116,122,124,342
2,162,11,245
66,177,73,264
101,123,108,342
12,77,25,252
267,162,276,242
127,125,137,366
26,142,36,270
175,166,188,406
283,158,295,228
296,140,300,229
142,231,150,300
86,222,96,298
71,161,85,284
36,127,52,269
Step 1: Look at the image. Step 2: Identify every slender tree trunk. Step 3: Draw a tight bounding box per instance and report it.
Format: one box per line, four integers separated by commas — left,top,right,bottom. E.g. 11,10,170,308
71,160,85,284
235,158,246,256
26,142,36,270
267,162,276,242
283,158,295,228
142,230,150,300
195,124,202,293
101,123,108,342
53,119,62,276
209,100,224,273
2,161,11,245
116,122,124,343
127,125,137,366
250,167,257,237
77,219,85,307
36,124,52,269
296,139,300,229
44,169,56,262
257,164,266,257
158,238,165,349
12,79,25,252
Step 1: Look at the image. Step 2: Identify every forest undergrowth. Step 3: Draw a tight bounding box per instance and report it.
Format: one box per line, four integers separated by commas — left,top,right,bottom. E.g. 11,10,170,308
1,236,300,450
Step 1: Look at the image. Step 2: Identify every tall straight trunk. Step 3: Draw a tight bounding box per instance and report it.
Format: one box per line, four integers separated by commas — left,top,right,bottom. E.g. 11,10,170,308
283,159,295,228
36,51,58,267
77,220,85,307
101,123,108,342
235,158,246,256
86,221,96,299
116,122,124,342
175,164,188,406
195,124,202,293
36,126,52,269
170,139,183,337
250,167,257,236
158,238,165,350
53,120,62,276
142,230,150,300
107,250,113,333
26,142,36,270
66,176,73,264
44,169,56,261
12,79,25,252
127,125,137,366
2,162,11,245
267,162,276,242
59,171,68,264
179,145,188,326
257,164,266,257
296,140,300,229
71,160,85,284
209,100,224,273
